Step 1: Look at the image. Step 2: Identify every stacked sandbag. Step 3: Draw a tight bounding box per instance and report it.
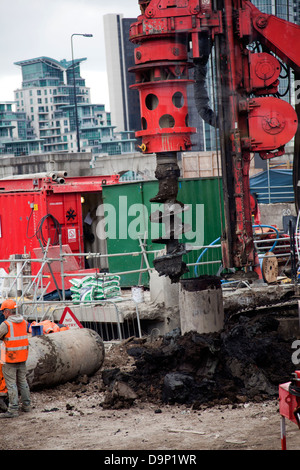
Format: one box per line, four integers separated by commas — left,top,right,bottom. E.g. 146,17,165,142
70,274,122,304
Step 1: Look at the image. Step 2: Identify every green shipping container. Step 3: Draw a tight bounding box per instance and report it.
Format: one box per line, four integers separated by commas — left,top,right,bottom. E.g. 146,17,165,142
101,178,224,287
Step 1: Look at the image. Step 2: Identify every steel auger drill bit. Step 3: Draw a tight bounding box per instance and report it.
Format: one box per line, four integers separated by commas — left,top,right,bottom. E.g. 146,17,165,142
149,152,191,283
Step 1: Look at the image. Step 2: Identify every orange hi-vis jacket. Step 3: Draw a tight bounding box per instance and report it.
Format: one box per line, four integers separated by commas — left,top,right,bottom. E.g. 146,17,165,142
0,364,7,395
1,319,29,363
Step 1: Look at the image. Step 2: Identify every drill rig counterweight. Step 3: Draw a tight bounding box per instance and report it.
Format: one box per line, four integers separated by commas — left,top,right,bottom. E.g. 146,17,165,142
129,0,300,282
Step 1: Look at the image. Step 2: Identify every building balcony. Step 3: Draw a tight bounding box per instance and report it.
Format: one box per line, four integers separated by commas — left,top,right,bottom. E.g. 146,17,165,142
53,97,70,104
80,123,101,129
55,90,70,97
43,140,65,147
45,123,60,130
40,129,60,137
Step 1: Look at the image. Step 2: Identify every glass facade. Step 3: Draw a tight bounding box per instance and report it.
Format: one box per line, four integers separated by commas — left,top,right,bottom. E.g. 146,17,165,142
0,102,39,155
20,60,64,88
294,0,300,23
0,140,42,156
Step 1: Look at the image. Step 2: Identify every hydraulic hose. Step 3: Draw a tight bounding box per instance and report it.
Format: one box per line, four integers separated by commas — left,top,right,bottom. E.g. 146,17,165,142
194,225,279,277
193,35,218,128
252,224,279,252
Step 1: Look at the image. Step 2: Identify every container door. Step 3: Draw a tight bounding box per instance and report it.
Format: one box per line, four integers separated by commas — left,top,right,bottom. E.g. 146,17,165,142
46,193,84,267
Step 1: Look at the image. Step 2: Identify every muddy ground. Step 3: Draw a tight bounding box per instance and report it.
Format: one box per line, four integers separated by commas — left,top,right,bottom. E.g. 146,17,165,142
1,309,300,452
0,379,298,452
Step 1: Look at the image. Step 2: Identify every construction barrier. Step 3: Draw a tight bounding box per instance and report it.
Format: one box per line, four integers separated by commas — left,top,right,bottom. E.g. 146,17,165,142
0,231,296,345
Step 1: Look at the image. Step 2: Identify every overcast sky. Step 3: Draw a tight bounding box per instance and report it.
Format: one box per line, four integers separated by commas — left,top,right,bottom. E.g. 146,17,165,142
0,0,140,110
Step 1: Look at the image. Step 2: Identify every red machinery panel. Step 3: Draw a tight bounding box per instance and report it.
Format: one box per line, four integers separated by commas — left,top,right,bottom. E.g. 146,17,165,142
279,381,300,426
249,52,280,92
279,371,300,449
242,97,298,156
134,80,195,153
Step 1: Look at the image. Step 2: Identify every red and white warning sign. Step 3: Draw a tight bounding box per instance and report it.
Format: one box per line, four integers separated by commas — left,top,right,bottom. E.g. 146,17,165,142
60,307,83,329
68,228,77,242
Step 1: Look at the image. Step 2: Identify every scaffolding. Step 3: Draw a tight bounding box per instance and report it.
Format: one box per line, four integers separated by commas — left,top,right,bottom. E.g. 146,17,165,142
0,230,296,341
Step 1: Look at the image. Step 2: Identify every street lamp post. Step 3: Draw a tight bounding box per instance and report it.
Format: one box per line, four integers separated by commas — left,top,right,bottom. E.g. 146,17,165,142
71,33,93,152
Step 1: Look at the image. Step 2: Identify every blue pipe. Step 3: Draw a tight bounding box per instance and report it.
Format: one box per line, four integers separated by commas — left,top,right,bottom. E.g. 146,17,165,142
194,237,220,277
252,224,279,252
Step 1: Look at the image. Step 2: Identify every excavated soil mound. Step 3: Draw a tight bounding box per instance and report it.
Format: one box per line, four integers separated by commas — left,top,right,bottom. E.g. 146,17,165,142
102,312,296,409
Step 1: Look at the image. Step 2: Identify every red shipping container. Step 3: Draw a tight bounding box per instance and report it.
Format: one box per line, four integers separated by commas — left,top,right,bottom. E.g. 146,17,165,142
0,174,119,292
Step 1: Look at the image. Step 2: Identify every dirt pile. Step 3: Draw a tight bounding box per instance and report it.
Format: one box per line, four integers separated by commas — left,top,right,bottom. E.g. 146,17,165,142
102,312,296,409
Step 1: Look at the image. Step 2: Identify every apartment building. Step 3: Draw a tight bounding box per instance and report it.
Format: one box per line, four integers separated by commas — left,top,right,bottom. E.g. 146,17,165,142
14,56,135,155
0,101,43,156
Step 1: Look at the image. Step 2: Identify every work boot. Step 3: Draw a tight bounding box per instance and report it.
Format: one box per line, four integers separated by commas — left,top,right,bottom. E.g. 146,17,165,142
0,410,18,419
0,398,7,413
21,405,31,413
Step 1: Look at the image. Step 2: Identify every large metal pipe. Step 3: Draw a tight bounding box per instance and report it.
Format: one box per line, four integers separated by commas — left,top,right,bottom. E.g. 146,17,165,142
26,328,105,389
56,171,68,178
0,171,68,181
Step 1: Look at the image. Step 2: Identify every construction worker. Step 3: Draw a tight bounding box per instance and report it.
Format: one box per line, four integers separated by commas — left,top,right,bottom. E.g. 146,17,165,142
0,299,31,418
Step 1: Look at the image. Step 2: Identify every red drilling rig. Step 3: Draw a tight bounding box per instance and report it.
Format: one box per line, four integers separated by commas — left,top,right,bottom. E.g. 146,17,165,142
129,0,300,283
